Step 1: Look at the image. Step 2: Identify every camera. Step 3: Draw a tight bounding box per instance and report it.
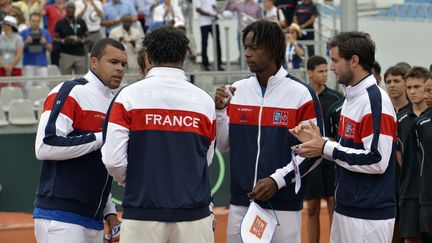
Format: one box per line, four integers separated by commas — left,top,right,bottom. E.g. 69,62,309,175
29,32,43,52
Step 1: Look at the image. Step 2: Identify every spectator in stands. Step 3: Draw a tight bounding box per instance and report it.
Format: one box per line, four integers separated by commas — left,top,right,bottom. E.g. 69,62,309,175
33,38,127,243
263,0,286,28
384,64,410,243
109,14,142,71
224,0,262,49
9,6,27,31
101,0,137,36
43,0,65,66
132,0,158,33
196,0,224,71
305,55,342,243
0,15,24,77
293,0,318,57
372,60,382,85
74,0,103,52
54,2,89,75
20,12,52,78
275,0,297,26
398,66,430,243
152,0,184,30
284,23,305,69
12,0,44,24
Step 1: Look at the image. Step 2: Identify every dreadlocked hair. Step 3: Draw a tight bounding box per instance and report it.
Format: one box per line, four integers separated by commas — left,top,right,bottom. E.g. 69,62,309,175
242,20,286,68
142,26,190,66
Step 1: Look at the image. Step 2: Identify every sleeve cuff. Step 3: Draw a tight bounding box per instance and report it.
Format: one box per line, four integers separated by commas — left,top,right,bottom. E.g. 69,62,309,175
323,140,338,160
94,132,103,147
270,173,286,190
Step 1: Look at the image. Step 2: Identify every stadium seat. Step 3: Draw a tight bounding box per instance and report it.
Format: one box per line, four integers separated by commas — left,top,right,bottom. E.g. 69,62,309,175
8,99,38,125
0,101,9,126
386,5,398,18
35,98,45,120
0,86,24,112
415,6,426,20
27,85,49,103
428,6,432,20
398,5,410,18
47,65,61,76
407,5,419,18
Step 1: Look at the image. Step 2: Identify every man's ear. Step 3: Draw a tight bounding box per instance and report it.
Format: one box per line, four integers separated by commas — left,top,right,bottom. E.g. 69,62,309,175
90,57,98,71
351,55,360,68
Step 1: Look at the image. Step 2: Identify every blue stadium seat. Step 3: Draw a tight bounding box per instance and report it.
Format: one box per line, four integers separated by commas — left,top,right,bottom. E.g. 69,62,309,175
415,6,426,20
386,5,398,18
428,6,432,20
407,5,419,18
398,5,410,18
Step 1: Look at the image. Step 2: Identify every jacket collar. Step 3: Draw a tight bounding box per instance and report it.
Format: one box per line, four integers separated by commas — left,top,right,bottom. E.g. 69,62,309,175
343,74,376,101
83,71,113,97
145,67,189,82
253,66,288,88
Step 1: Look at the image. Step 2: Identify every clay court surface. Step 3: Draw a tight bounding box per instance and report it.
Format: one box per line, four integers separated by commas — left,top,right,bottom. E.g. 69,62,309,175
0,206,330,243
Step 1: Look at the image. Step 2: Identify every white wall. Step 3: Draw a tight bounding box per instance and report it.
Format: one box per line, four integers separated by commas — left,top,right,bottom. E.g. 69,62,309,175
359,18,432,74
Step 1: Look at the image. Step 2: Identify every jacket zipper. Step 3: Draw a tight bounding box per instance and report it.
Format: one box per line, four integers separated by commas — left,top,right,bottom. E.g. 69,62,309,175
334,115,345,209
94,174,110,218
253,96,265,188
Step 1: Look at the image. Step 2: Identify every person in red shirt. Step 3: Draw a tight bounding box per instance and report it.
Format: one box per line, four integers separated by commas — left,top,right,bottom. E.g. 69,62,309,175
43,0,65,66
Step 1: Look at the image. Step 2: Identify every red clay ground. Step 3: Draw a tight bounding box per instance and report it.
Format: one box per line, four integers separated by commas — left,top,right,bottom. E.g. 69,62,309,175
0,206,330,243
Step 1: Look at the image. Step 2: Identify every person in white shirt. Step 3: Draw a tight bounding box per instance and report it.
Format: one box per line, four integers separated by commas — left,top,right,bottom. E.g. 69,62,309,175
152,0,184,29
74,0,103,50
263,0,286,28
195,0,223,71
109,14,142,70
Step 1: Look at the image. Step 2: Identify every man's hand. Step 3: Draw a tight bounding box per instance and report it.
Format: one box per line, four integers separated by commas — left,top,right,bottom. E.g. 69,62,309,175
290,121,325,158
40,36,47,45
247,177,278,201
289,120,321,143
215,85,236,109
105,214,121,242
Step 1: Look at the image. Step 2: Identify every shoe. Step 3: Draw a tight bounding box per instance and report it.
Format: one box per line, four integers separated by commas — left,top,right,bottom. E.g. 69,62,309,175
217,65,225,71
203,65,210,71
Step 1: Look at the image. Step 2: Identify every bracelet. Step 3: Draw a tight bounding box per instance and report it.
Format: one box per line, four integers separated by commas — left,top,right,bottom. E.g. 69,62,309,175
321,139,328,155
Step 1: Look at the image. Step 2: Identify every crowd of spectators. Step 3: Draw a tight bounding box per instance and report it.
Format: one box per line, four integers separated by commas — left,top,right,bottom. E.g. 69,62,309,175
0,0,322,76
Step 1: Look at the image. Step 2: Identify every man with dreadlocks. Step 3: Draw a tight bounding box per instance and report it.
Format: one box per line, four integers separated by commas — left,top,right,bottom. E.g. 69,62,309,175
215,20,323,243
102,26,216,243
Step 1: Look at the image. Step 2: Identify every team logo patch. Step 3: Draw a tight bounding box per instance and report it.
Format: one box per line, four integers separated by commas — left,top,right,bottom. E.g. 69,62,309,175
273,110,288,125
249,215,267,239
345,122,356,137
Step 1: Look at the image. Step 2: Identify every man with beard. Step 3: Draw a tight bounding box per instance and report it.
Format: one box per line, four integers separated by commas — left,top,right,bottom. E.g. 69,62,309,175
290,31,397,243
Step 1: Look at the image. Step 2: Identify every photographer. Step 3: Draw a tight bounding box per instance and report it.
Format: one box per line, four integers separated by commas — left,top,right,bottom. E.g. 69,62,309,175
20,11,52,77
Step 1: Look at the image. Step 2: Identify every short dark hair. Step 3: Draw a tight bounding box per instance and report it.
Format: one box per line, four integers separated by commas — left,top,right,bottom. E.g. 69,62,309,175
372,60,381,75
142,26,190,66
396,62,411,70
328,31,375,72
242,20,286,68
29,11,42,19
137,46,145,71
90,38,125,60
384,65,409,81
404,66,430,82
307,55,327,70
